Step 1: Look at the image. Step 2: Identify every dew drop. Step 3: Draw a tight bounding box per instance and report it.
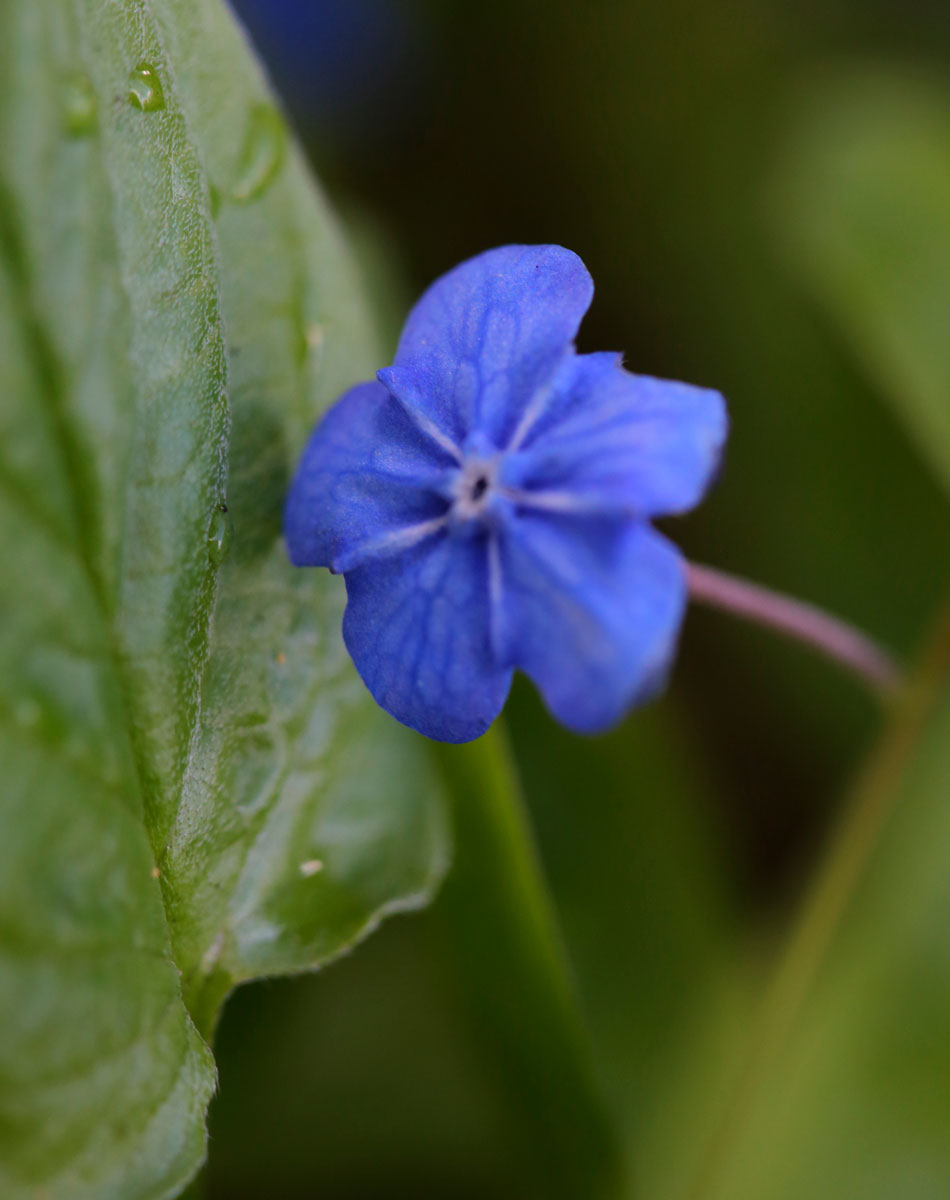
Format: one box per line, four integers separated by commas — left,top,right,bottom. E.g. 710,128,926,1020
294,321,325,367
63,73,97,137
208,182,222,220
14,698,41,729
200,931,225,973
231,105,285,203
128,62,165,113
207,502,233,564
102,760,122,789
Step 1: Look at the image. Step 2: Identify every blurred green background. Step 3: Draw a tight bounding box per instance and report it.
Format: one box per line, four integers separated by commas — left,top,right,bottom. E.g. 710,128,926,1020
205,1,950,1196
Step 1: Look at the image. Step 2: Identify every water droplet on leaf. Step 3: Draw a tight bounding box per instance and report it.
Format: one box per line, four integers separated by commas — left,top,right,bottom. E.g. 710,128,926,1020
232,105,284,203
295,321,324,367
128,62,165,113
102,761,122,788
207,503,233,564
14,698,41,728
200,931,225,973
63,73,96,137
208,182,222,220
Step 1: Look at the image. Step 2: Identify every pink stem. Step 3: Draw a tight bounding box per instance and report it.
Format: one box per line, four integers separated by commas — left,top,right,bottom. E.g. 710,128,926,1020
686,562,902,696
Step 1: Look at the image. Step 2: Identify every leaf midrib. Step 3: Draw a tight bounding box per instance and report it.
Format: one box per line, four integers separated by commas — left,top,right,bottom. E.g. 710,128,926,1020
0,21,223,991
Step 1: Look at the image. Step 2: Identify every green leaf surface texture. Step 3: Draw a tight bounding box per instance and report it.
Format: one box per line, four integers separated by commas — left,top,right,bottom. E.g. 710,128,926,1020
0,2,447,1196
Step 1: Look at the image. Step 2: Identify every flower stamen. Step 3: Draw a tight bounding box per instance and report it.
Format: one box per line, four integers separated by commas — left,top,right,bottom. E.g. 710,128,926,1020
452,456,501,522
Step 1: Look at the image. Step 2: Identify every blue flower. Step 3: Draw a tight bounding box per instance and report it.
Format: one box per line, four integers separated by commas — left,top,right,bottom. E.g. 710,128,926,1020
285,245,727,743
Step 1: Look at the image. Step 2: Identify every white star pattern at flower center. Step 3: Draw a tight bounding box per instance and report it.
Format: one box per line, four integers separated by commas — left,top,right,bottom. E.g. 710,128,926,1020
451,454,501,523
285,244,728,741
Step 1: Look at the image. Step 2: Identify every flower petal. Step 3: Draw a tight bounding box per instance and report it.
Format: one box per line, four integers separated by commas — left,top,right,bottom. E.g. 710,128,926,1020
378,245,594,448
494,514,686,733
284,381,452,572
343,532,513,743
510,353,727,517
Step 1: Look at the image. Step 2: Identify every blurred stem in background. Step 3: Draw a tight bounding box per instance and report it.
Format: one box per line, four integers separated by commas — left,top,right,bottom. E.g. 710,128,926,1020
433,728,625,1199
684,607,950,1200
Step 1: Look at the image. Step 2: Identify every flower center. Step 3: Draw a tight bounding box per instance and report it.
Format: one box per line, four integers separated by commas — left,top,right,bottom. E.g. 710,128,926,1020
452,455,500,523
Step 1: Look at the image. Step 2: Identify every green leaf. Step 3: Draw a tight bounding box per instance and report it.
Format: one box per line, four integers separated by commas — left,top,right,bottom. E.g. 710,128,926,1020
774,68,950,495
0,2,446,1196
688,616,950,1199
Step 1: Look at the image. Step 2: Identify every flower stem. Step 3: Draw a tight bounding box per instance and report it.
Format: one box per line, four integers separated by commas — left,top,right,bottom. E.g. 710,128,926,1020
686,561,902,695
432,727,624,1197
